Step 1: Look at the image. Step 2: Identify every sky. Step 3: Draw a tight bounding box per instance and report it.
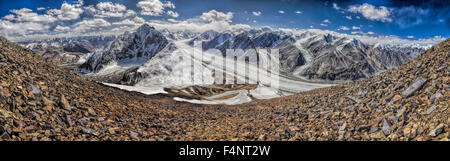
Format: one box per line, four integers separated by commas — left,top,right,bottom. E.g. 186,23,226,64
0,0,448,41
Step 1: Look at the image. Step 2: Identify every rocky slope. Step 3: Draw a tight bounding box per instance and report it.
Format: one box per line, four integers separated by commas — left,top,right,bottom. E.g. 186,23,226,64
0,36,180,141
0,36,448,141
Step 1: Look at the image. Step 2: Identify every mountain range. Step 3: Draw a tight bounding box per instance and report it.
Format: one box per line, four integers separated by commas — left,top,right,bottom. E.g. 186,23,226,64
55,24,429,89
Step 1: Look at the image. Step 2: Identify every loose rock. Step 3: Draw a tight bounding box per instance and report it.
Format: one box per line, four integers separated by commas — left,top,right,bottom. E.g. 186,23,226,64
402,78,427,97
429,124,444,137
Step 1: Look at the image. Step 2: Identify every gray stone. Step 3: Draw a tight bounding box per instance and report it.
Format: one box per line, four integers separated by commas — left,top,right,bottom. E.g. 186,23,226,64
430,92,442,101
437,64,447,71
32,136,39,141
274,133,281,140
28,85,41,95
0,91,4,103
382,119,390,136
339,122,347,133
346,96,361,103
388,116,399,124
402,78,427,97
81,127,94,134
392,82,405,91
426,105,437,114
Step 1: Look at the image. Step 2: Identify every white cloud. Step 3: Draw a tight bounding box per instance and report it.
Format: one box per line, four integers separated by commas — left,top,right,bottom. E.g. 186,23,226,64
165,1,176,9
323,19,331,23
3,15,15,21
350,31,374,35
295,11,302,14
83,2,136,18
252,11,261,16
0,20,50,37
74,18,111,32
352,26,360,30
167,10,179,18
54,25,70,32
95,2,127,18
47,1,83,21
348,3,392,22
149,20,250,34
199,10,233,23
332,3,341,10
278,10,285,14
137,0,175,16
320,23,328,27
125,10,137,17
112,16,145,26
407,35,415,38
338,26,350,31
8,8,57,23
345,16,352,20
167,18,178,23
37,7,46,11
148,10,249,33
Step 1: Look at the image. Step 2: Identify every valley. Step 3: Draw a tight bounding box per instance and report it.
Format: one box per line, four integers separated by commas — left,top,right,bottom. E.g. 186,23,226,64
16,24,437,105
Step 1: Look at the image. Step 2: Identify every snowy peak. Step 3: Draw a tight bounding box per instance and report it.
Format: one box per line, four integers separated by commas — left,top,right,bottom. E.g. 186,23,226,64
80,24,169,72
252,32,283,48
136,24,155,34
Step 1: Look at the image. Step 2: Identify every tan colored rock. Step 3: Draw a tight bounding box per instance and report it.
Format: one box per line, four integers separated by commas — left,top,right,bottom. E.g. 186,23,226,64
42,97,53,111
429,123,444,137
60,95,71,111
392,95,402,103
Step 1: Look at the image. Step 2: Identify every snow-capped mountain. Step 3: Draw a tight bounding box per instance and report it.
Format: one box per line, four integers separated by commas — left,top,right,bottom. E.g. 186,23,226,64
78,24,440,89
296,34,416,80
18,35,116,65
80,24,169,72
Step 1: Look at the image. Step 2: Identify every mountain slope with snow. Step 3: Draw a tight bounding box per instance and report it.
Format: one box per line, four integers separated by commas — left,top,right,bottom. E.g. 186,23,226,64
80,24,169,73
76,24,444,102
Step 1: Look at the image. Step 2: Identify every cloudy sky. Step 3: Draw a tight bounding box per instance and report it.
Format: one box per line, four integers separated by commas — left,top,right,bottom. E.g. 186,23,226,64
0,0,448,41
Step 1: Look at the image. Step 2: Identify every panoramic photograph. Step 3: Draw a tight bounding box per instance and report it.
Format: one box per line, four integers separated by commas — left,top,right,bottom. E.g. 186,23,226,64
0,0,448,149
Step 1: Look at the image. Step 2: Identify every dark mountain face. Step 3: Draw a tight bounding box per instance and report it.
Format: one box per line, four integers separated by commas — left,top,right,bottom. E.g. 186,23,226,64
195,30,423,81
252,32,283,48
273,39,306,72
299,35,419,81
62,40,94,53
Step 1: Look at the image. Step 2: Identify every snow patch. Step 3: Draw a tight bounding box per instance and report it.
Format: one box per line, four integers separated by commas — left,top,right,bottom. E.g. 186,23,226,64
102,82,167,95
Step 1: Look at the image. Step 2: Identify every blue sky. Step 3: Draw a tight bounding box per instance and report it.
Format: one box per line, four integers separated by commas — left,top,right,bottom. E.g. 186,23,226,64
0,0,448,40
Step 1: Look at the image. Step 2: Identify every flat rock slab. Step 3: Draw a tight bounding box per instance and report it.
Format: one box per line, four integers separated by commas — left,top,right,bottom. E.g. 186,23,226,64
402,78,427,97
